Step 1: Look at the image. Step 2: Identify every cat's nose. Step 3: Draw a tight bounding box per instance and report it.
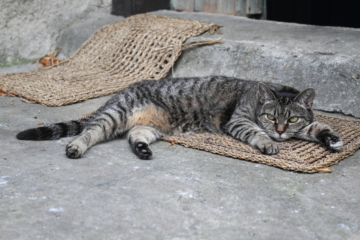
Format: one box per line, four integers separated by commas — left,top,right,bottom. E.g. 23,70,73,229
277,125,285,135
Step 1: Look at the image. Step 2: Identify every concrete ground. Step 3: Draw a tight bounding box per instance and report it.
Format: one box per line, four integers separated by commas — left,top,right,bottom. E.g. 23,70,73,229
1,10,360,240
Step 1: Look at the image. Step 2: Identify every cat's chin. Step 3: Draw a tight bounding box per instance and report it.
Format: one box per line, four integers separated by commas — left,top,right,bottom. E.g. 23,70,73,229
270,134,291,142
276,138,289,142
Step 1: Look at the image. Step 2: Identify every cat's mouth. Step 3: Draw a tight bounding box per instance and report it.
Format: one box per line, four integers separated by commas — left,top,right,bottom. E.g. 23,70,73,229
270,133,291,142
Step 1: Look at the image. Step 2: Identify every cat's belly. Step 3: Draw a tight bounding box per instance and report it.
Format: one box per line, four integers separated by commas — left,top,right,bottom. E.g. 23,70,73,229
169,113,223,135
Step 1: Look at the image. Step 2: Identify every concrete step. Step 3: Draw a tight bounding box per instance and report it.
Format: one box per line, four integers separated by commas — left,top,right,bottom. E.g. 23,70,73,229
1,10,359,117
153,10,360,118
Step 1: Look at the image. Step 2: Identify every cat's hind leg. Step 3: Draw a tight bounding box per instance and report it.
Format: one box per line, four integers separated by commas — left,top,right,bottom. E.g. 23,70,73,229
66,110,124,159
128,125,164,160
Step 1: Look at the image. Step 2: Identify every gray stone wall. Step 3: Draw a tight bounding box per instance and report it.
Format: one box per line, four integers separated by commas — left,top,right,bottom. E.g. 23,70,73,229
0,0,112,67
154,11,360,118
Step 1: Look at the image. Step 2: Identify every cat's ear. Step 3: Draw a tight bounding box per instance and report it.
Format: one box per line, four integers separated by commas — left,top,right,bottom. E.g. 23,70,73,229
294,88,315,109
258,83,276,104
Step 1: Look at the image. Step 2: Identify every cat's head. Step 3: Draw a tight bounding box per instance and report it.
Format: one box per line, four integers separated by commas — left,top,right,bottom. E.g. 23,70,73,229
256,83,314,141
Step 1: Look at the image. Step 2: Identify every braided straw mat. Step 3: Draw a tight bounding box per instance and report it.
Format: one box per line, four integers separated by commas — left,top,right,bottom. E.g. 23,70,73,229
3,14,359,173
0,14,220,106
164,114,360,173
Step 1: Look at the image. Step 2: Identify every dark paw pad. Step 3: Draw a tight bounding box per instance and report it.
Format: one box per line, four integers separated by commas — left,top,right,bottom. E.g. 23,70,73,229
318,130,343,151
66,145,81,159
326,135,343,151
133,142,153,160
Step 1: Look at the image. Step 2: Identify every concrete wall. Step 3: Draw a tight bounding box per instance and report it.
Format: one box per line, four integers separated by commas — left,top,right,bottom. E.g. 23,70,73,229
1,6,359,117
154,11,360,118
0,0,112,67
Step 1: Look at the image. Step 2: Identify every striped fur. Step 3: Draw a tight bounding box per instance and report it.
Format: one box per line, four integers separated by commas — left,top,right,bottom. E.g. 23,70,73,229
16,76,343,159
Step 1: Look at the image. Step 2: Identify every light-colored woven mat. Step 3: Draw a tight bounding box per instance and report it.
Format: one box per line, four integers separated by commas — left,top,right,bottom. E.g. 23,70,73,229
0,14,220,106
164,114,360,173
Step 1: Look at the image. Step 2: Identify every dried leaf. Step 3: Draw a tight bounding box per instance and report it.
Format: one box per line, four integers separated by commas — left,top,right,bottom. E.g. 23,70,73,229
163,138,176,145
315,168,332,173
0,87,15,97
20,97,36,104
37,122,45,125
37,47,64,68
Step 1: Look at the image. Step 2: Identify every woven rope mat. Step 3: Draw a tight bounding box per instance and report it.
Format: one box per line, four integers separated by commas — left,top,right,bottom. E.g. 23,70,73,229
0,14,220,106
164,114,360,173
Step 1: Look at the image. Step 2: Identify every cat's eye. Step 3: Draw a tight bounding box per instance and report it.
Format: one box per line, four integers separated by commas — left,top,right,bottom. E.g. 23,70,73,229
289,117,299,123
266,114,275,121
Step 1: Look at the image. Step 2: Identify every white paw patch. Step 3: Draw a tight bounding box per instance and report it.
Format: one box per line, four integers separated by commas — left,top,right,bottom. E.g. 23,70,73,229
330,140,343,151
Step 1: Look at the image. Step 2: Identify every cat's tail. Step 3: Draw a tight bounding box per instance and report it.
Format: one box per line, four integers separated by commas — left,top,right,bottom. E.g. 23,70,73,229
16,119,86,141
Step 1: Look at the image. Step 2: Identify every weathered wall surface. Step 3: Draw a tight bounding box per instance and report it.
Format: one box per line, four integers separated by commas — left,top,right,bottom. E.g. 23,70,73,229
0,0,112,67
153,11,360,117
1,7,359,117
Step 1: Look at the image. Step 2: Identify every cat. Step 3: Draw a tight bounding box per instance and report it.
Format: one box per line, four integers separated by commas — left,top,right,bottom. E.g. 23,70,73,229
16,76,343,159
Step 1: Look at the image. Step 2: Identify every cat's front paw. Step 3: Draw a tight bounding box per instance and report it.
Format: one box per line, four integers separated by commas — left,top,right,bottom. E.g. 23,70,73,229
256,139,279,155
318,130,343,151
132,142,153,160
66,144,83,159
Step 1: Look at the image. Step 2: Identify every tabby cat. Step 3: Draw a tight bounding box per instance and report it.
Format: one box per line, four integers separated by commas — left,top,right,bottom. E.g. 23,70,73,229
16,76,343,159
